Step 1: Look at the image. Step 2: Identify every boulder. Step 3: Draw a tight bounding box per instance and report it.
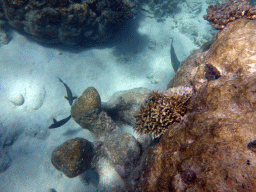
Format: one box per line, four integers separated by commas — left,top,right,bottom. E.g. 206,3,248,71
135,19,256,191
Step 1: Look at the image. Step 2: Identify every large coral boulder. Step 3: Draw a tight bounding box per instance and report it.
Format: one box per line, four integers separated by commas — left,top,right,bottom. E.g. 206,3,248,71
71,87,141,173
134,19,256,191
1,0,138,45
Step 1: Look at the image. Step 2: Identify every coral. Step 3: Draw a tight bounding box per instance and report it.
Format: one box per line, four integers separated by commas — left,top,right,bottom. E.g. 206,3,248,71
71,87,102,134
71,86,141,167
8,91,24,106
103,132,141,166
1,0,138,45
103,87,151,125
141,0,182,22
204,0,256,29
133,19,256,191
133,86,193,137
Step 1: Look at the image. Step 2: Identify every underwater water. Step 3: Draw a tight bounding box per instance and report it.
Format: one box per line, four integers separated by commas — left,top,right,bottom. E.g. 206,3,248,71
0,0,224,191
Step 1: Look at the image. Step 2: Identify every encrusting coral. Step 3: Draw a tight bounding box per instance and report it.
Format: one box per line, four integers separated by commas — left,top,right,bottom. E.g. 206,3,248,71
133,86,193,137
133,18,256,192
204,0,256,29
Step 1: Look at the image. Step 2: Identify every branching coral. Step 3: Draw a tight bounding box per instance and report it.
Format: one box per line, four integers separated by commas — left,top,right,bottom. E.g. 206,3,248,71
133,86,193,137
204,0,256,29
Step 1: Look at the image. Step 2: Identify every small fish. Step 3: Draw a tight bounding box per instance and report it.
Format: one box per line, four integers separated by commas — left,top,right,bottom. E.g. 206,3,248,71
49,115,72,129
58,77,77,106
170,38,181,73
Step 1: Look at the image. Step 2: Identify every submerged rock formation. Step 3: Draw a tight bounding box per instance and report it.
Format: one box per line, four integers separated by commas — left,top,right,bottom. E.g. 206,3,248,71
71,87,141,167
1,0,138,45
51,138,94,178
133,18,256,191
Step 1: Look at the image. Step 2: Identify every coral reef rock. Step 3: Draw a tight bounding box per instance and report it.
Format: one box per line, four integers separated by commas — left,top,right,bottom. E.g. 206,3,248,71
133,86,193,137
51,138,93,178
1,0,138,45
71,87,141,172
0,25,10,46
134,19,256,191
71,87,102,135
103,131,140,167
167,37,213,89
102,87,151,125
204,0,256,29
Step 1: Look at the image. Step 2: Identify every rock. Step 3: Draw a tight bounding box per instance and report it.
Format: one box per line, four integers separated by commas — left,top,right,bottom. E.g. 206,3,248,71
0,148,10,173
8,82,25,106
51,138,94,178
71,87,120,137
71,87,102,133
103,132,140,167
136,134,152,151
102,87,151,125
134,19,256,191
1,0,138,45
8,81,45,109
71,87,141,180
8,91,24,106
0,28,10,46
167,37,215,89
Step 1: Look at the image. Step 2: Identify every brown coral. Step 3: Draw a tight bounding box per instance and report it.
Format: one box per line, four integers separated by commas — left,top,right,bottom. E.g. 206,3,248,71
1,0,138,45
204,0,256,29
133,86,193,137
133,19,256,192
51,138,94,178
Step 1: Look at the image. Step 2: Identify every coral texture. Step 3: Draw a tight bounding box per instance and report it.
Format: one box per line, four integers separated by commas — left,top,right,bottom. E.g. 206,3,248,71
204,0,256,29
133,86,193,137
133,19,256,191
51,138,94,178
71,86,141,169
1,0,138,45
103,87,151,125
141,0,182,21
71,86,102,134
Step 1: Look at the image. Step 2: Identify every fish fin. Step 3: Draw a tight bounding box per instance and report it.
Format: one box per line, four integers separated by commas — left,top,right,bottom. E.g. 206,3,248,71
58,77,63,83
72,96,77,100
53,118,57,124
